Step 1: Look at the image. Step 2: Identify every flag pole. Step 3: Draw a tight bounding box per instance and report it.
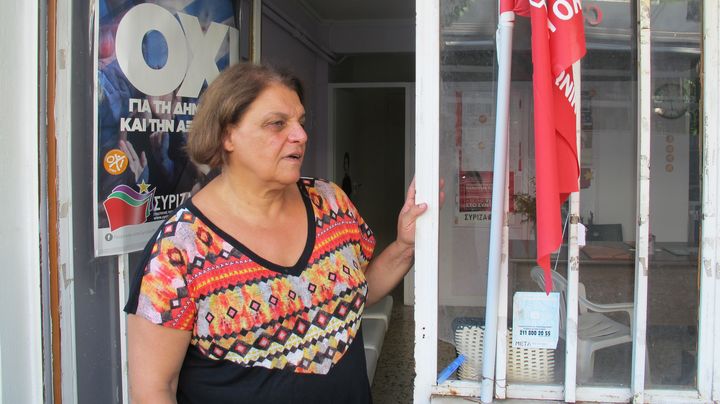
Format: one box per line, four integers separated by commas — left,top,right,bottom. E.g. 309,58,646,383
481,7,515,403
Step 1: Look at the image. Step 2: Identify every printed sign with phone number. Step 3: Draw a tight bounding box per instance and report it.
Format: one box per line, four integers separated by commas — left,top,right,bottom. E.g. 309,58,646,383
512,292,560,349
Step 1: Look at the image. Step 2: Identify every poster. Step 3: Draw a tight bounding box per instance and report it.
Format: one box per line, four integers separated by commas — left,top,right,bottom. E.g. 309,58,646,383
457,171,515,224
93,0,241,256
450,88,521,226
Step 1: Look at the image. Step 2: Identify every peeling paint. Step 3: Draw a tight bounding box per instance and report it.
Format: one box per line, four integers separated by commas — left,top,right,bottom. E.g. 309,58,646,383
61,263,73,289
704,259,714,278
639,256,648,277
59,200,69,218
569,255,579,272
58,49,66,70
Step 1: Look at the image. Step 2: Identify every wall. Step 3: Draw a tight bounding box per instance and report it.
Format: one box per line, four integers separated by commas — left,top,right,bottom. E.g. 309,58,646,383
327,20,414,54
0,1,44,403
579,81,691,242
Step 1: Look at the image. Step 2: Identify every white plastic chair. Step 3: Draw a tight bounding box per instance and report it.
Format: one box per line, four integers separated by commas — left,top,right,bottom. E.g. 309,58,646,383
530,267,635,382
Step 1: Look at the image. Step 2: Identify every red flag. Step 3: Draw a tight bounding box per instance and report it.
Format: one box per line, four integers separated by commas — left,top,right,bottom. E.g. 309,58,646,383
509,0,586,292
499,0,530,16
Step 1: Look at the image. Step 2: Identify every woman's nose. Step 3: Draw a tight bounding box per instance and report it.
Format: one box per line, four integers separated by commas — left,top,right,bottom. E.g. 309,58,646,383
288,123,308,142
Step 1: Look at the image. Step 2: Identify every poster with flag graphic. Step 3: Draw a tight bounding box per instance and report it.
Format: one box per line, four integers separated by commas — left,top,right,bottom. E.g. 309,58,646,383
93,0,244,256
500,0,586,292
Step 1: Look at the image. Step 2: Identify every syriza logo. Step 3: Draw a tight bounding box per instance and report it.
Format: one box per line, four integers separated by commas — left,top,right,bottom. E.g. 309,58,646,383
103,185,156,231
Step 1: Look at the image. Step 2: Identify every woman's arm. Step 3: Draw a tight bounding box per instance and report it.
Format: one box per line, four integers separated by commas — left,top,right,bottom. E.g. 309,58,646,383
127,314,192,404
364,178,444,306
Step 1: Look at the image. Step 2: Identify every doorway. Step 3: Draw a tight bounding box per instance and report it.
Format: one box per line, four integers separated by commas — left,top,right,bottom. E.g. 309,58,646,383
328,82,416,402
328,84,415,254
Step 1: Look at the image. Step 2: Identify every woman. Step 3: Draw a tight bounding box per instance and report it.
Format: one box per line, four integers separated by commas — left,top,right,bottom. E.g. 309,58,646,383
125,63,437,403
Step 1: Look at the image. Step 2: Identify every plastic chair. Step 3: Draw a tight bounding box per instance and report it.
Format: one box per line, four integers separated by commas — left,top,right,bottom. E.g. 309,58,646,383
530,267,634,382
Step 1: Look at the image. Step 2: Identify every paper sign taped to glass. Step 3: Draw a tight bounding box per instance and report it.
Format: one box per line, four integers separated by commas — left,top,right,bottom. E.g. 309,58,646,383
512,292,560,349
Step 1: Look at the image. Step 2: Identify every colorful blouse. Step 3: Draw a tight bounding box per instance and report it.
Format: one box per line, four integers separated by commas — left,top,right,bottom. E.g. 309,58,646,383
125,178,376,403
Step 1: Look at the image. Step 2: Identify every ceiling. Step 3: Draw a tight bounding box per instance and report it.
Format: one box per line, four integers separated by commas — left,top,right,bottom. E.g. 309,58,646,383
299,0,415,21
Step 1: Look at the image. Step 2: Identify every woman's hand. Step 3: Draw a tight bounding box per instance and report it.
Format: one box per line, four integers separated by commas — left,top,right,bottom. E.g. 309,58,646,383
364,177,445,306
396,177,446,248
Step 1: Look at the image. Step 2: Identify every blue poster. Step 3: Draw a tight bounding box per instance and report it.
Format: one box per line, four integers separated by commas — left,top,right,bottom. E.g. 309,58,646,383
94,0,242,256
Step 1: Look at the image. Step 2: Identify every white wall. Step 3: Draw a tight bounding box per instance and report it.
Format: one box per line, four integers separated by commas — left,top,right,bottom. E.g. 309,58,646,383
579,81,691,242
0,2,44,403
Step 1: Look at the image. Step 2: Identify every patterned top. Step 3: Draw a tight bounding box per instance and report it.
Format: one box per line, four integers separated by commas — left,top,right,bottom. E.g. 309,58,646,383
125,178,376,402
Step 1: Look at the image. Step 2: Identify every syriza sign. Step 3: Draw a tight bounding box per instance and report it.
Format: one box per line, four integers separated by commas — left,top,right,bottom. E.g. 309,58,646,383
93,0,239,256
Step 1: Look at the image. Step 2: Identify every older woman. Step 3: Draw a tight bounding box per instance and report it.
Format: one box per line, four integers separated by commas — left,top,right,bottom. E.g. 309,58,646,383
124,63,437,403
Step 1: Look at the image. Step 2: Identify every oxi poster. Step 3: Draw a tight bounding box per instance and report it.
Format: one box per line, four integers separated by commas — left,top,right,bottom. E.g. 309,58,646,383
94,0,239,256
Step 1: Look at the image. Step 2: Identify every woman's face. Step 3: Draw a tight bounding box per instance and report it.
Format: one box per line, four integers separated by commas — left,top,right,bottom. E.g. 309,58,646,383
223,83,307,187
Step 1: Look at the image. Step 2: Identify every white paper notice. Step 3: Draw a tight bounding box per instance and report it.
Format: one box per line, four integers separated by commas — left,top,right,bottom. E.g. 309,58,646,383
512,292,560,349
578,223,587,246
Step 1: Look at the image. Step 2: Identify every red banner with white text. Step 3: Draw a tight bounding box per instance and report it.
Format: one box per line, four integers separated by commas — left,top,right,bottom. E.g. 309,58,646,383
501,0,586,292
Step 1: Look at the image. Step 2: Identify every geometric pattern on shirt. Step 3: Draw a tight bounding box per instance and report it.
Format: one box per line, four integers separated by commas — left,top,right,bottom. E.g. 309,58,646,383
135,178,375,375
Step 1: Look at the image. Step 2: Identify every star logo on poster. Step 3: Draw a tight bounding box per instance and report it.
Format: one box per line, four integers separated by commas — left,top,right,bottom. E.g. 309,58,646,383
137,180,152,193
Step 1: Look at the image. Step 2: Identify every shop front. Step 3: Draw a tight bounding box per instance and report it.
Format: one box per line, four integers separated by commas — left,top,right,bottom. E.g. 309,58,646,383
414,0,720,402
3,0,720,403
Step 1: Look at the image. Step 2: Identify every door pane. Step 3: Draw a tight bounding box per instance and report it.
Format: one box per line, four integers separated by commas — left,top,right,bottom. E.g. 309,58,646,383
437,0,501,383
508,0,640,388
573,0,640,386
647,0,701,389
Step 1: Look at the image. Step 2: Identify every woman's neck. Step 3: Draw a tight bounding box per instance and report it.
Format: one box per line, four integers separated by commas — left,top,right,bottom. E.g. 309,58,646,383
214,170,298,224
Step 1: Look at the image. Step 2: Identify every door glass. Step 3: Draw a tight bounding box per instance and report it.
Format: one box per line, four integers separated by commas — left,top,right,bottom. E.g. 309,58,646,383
437,0,501,382
437,0,702,392
647,0,701,389
572,0,639,387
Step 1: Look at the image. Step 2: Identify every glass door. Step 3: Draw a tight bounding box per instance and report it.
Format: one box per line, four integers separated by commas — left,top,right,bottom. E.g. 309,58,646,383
414,0,718,402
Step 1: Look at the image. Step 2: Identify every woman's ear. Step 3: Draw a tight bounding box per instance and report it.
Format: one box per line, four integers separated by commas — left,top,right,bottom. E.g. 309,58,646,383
222,127,235,153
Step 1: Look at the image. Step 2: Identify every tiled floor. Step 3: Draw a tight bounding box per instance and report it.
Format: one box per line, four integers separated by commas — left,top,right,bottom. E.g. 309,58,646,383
370,289,698,403
371,289,456,404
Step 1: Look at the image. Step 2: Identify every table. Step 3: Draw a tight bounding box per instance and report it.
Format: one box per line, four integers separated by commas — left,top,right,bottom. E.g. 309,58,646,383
508,240,699,327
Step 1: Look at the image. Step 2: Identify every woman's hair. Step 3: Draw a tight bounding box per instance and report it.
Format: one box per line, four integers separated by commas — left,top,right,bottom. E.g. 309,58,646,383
186,63,304,168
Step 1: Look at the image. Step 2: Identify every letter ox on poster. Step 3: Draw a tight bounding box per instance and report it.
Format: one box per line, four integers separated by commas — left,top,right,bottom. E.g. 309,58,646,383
115,3,239,97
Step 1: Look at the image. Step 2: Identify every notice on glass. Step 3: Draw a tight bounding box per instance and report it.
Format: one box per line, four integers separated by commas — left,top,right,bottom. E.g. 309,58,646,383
512,292,560,349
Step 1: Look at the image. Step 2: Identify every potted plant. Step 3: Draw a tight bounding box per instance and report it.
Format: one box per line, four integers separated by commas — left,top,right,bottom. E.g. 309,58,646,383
513,178,536,238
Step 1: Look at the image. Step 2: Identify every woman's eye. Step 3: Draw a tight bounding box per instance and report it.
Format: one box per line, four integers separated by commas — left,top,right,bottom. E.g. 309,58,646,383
269,120,286,129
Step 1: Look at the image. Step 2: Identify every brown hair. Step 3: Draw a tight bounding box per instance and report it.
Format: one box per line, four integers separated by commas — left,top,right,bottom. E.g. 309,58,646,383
186,63,304,168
